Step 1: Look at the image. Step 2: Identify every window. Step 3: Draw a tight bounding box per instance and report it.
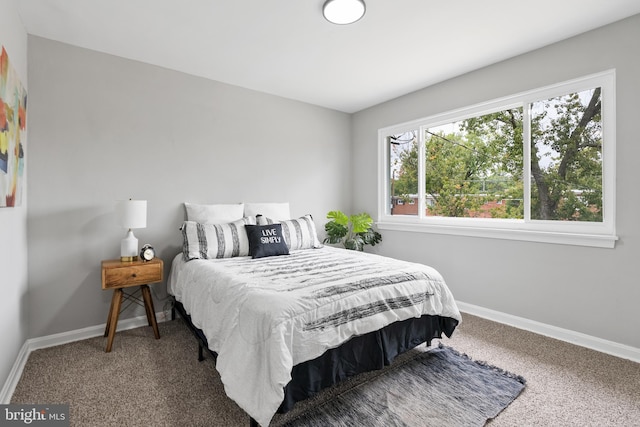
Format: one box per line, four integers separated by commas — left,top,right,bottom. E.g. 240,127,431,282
388,130,418,216
378,71,616,248
423,108,524,219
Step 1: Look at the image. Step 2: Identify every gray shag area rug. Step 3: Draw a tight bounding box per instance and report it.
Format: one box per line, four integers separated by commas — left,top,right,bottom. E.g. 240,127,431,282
281,344,525,427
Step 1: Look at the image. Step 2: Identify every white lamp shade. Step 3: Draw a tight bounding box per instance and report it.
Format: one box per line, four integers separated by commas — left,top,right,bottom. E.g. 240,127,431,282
116,200,147,229
323,0,366,25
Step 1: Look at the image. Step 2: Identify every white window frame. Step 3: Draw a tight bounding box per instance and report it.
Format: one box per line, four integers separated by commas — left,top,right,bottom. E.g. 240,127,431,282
377,70,617,248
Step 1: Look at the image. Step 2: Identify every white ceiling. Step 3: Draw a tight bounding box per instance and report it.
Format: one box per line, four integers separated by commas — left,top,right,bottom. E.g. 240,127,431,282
16,0,640,113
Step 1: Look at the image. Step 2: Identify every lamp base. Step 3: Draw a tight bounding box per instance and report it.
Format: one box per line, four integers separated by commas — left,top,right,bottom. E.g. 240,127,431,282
121,229,139,262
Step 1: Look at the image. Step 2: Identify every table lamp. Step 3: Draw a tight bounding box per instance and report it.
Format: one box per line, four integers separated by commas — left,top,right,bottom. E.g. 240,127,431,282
116,199,147,261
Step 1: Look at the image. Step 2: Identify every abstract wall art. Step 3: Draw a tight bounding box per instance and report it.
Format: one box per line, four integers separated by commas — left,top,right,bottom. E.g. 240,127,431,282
0,45,27,207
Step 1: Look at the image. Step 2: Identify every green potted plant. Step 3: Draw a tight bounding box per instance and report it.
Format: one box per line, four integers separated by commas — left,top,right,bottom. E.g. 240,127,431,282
323,210,382,251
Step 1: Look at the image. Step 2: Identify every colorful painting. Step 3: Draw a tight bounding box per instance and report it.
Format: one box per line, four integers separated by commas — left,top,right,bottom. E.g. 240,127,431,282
0,46,27,207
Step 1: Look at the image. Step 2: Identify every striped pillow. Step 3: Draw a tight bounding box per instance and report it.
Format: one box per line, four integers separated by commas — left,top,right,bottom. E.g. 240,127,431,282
181,217,256,260
256,214,323,250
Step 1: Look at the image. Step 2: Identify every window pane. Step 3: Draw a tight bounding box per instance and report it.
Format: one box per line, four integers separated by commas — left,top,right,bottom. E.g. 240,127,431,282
388,130,418,216
530,88,603,222
424,108,523,218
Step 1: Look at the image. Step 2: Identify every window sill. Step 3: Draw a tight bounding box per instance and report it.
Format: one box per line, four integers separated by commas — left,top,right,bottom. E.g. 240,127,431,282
377,221,618,248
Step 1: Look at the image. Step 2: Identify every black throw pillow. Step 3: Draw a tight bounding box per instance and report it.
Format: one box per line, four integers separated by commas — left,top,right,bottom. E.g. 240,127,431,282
245,224,290,259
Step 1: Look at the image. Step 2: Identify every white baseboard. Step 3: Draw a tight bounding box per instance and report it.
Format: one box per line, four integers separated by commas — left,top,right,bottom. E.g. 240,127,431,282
456,301,640,363
0,312,168,404
0,341,30,405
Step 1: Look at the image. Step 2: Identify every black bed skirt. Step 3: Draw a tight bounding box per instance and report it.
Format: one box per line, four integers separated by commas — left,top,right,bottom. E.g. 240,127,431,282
171,297,458,414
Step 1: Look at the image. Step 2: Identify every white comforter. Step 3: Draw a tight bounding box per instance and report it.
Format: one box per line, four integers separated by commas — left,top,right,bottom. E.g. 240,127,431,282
168,246,461,427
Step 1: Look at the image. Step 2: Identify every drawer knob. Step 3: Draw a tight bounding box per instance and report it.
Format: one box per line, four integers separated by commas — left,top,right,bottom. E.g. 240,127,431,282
131,273,137,278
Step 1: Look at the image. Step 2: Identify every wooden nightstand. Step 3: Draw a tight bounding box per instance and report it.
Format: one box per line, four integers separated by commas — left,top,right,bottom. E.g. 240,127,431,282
101,257,163,352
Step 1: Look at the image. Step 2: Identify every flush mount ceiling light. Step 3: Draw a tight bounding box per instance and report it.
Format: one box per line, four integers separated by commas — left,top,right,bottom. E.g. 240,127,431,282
323,0,366,25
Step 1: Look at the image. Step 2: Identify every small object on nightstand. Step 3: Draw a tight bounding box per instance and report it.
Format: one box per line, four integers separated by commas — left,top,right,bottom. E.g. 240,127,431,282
140,244,155,261
101,257,163,352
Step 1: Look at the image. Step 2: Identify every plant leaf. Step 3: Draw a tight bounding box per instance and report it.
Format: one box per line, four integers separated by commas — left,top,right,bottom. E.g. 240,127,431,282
344,237,364,251
350,213,373,234
326,210,349,226
324,221,348,243
358,229,382,246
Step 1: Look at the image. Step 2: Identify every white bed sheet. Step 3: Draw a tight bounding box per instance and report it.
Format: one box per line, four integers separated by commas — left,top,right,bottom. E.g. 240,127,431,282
168,246,461,426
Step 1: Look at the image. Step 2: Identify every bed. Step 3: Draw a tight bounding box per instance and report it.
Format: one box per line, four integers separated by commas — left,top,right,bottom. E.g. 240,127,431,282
168,203,462,426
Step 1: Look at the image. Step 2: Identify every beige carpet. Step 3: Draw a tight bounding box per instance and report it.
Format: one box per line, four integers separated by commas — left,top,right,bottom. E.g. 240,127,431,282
10,314,640,426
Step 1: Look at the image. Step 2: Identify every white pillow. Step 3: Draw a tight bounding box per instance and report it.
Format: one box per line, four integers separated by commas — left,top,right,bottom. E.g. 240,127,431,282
184,202,244,224
243,202,291,221
181,217,256,260
256,214,323,250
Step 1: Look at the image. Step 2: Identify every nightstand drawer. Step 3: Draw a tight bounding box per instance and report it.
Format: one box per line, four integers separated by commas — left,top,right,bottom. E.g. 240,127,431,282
102,260,163,289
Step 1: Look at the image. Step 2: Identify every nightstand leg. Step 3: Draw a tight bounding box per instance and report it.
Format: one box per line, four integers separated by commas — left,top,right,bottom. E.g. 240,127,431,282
105,289,123,352
141,285,160,339
104,290,117,337
141,287,152,326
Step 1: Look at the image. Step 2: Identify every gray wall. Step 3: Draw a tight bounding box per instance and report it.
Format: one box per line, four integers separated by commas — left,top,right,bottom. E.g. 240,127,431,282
352,15,640,349
0,0,28,397
26,36,352,337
